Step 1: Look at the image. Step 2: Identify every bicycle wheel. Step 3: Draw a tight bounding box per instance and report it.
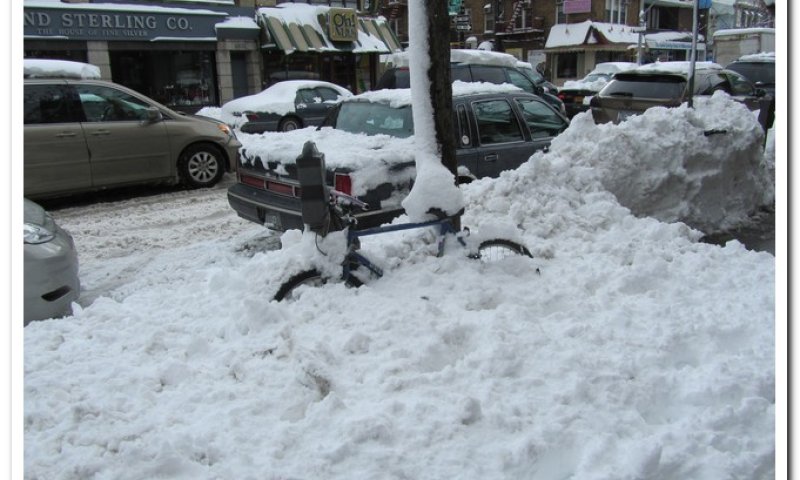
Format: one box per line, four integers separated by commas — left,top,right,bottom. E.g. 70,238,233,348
474,239,533,262
273,268,364,302
274,270,325,301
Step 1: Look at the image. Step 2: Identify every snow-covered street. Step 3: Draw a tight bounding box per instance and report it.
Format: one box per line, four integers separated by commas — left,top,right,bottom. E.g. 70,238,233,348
23,93,778,478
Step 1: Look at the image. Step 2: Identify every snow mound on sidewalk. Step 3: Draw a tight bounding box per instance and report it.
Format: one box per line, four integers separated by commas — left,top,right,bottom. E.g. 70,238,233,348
552,92,771,234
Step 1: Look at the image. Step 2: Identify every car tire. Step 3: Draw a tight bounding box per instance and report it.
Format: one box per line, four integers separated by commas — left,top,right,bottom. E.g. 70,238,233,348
279,116,302,132
179,143,225,189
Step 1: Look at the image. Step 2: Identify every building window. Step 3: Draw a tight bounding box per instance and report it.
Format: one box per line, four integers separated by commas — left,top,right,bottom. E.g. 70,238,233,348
514,5,532,30
556,1,566,24
556,52,578,78
109,50,218,112
484,3,495,33
605,0,628,24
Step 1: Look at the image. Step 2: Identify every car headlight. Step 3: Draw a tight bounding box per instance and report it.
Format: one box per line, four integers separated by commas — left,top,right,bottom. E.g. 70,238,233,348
24,222,55,244
217,123,235,138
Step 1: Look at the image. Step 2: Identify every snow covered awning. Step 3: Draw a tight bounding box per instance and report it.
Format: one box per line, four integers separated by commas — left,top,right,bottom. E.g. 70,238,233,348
257,4,401,55
545,21,704,53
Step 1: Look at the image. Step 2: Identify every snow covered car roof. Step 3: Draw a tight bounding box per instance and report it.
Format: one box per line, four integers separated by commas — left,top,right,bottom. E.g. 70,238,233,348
387,48,519,68
633,61,723,75
735,52,775,63
349,81,523,109
24,59,102,79
222,80,352,115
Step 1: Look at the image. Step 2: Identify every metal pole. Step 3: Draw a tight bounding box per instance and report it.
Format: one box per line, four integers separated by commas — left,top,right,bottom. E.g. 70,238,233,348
636,7,645,64
687,0,698,108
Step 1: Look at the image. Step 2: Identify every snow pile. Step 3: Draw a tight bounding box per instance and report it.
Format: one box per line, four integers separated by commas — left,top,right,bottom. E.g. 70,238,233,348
22,127,775,480
547,92,771,234
23,59,101,79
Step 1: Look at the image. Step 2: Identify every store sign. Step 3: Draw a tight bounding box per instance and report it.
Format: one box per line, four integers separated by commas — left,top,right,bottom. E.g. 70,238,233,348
23,7,224,41
563,0,592,14
328,8,358,42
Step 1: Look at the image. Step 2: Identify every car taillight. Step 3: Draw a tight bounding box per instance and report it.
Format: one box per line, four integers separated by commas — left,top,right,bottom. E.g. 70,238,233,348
240,174,265,189
266,181,296,196
334,173,352,195
558,93,566,100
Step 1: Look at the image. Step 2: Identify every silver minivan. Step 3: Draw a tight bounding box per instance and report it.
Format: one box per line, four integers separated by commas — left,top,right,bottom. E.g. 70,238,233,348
24,60,241,199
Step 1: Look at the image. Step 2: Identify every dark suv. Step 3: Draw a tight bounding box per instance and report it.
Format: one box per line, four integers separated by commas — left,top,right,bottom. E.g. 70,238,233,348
725,53,775,97
377,50,566,115
589,62,767,124
227,86,569,232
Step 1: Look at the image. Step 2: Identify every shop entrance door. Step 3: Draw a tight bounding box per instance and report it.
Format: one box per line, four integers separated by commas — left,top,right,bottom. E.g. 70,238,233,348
231,52,249,99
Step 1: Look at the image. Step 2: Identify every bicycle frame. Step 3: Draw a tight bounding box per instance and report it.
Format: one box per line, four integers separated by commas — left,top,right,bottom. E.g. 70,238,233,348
341,215,466,282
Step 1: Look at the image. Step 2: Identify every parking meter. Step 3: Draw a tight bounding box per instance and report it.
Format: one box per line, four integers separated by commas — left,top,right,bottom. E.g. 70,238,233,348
296,141,330,233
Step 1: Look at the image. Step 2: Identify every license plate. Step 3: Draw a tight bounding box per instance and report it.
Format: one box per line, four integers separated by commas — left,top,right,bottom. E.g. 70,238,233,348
263,212,281,229
574,96,584,104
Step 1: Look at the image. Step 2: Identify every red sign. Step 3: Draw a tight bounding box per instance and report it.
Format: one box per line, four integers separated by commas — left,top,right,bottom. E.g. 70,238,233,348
564,0,592,14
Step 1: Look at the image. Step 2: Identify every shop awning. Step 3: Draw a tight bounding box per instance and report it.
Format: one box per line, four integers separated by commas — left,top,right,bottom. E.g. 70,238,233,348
257,4,402,55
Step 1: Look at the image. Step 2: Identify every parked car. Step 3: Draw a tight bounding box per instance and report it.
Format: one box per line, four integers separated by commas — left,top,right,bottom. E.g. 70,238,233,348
377,49,566,115
557,62,638,118
24,59,241,200
724,52,775,97
24,198,80,325
227,82,569,232
515,60,559,95
589,61,768,124
221,80,352,134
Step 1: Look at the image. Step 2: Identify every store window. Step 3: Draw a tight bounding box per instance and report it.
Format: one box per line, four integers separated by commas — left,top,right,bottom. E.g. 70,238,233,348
110,49,218,112
556,53,578,78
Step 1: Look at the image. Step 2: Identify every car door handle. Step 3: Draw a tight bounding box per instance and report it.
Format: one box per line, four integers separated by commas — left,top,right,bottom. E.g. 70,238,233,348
56,132,77,138
483,153,498,162
89,130,111,136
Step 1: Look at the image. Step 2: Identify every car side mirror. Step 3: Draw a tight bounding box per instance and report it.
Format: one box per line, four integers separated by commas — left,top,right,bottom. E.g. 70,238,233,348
534,85,544,95
144,107,163,123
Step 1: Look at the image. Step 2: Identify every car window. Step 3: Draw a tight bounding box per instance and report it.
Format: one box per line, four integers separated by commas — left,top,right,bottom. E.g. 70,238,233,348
315,87,342,102
334,101,414,138
24,84,80,124
469,66,508,85
506,69,536,94
296,88,317,104
601,75,686,100
697,73,730,95
451,65,472,83
724,71,755,95
725,62,774,86
472,99,524,145
75,85,151,122
454,103,471,147
515,99,566,138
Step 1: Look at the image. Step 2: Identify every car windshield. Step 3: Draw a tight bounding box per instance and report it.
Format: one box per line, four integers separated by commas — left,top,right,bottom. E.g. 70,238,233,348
334,101,414,138
584,73,612,82
601,75,686,100
725,62,775,86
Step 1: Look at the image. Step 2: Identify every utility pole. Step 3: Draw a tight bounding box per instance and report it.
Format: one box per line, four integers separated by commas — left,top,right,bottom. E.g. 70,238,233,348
424,0,457,181
687,0,699,108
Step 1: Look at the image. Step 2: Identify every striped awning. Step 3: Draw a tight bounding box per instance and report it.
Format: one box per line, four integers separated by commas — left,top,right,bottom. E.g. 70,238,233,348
257,5,402,55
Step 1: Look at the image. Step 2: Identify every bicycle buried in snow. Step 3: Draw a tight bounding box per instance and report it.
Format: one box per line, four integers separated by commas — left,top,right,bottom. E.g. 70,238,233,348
274,141,533,301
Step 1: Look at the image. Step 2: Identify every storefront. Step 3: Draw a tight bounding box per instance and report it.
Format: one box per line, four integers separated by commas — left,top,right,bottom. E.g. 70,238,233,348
24,2,261,111
256,3,402,93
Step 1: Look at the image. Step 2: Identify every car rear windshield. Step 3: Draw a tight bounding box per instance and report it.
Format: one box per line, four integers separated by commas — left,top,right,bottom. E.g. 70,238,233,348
601,74,686,100
377,68,410,89
334,101,414,138
725,62,775,86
